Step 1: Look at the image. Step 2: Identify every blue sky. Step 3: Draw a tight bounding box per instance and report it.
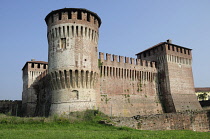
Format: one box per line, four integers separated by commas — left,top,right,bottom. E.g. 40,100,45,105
0,0,210,100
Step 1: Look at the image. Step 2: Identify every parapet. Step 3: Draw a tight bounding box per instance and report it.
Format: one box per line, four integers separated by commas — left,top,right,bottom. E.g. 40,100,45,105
136,40,192,59
45,8,101,28
22,61,48,71
99,52,156,68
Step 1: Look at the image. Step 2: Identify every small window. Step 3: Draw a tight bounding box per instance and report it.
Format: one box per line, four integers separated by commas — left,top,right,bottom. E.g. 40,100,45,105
168,45,170,50
60,38,66,49
31,63,34,68
143,52,146,57
43,64,47,69
37,64,40,68
72,90,79,100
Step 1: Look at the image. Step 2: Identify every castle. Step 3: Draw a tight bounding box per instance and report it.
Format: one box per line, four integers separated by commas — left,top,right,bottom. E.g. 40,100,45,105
22,8,202,117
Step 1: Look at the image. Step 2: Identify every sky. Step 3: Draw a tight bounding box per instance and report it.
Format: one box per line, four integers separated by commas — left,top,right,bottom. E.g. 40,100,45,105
0,0,210,100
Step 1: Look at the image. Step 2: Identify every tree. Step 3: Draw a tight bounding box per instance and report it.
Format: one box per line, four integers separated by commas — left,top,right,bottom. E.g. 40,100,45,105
198,92,207,101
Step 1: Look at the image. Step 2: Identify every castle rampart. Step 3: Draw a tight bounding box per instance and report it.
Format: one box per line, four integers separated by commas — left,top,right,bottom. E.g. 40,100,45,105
98,52,163,117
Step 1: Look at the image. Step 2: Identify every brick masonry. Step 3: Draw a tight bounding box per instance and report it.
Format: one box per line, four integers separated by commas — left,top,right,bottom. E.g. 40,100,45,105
20,8,207,131
112,111,210,132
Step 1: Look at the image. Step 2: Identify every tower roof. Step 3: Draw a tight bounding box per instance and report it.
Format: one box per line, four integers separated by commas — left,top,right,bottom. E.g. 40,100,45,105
45,8,102,27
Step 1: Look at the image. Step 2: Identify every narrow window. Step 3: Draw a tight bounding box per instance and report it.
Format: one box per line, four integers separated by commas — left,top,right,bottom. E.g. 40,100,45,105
37,64,40,68
104,66,106,76
55,28,57,37
168,45,170,50
89,29,91,38
184,49,186,54
75,70,78,88
59,27,61,36
61,38,66,49
81,70,84,87
86,71,89,87
176,47,179,52
113,67,115,77
107,67,109,76
70,70,73,87
188,50,190,55
31,63,34,68
63,26,65,37
72,26,74,36
67,26,69,36
76,26,78,36
116,68,118,78
43,64,46,69
172,46,174,51
180,48,183,53
92,30,94,40
85,27,87,36
81,26,83,37
90,71,93,87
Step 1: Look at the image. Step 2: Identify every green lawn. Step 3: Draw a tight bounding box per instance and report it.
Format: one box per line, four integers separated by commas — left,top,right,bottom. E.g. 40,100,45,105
0,111,209,139
0,122,210,139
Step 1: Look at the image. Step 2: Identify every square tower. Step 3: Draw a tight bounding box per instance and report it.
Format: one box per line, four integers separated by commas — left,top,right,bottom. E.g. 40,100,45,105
22,60,48,116
136,40,202,113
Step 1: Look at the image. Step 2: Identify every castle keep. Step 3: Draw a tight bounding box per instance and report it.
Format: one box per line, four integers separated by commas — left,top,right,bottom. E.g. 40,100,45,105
22,8,202,117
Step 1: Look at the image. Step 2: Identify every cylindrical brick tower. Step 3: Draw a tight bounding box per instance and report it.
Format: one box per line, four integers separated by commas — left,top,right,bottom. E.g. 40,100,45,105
45,8,101,115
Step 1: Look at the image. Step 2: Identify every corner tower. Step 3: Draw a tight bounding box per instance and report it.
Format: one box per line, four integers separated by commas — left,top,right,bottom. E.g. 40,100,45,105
136,40,202,113
45,8,101,115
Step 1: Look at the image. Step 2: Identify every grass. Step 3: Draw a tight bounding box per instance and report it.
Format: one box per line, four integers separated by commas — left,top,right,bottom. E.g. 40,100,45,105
0,111,210,139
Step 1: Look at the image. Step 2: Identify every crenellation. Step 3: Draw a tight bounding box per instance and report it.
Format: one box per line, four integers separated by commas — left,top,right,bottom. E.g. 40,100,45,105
130,58,135,65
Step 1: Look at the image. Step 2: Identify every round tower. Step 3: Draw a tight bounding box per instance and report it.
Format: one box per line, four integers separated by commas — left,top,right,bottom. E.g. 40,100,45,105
45,8,101,115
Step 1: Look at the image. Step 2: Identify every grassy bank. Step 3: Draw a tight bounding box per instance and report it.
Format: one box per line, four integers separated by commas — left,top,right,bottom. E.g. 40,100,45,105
0,111,209,139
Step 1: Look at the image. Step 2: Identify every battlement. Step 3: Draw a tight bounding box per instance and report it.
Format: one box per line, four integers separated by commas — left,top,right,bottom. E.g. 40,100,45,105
22,60,48,71
136,40,192,60
99,52,156,68
45,8,101,28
